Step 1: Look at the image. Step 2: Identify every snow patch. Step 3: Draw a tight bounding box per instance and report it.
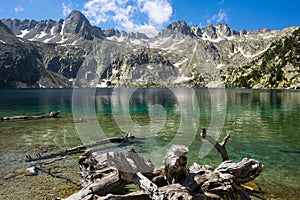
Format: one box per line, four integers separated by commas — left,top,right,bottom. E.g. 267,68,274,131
60,21,65,36
173,58,188,68
173,76,190,84
226,36,236,40
50,26,56,36
43,36,56,43
39,84,46,88
238,47,269,58
57,37,68,44
0,39,6,44
17,29,30,38
97,81,108,88
37,31,47,39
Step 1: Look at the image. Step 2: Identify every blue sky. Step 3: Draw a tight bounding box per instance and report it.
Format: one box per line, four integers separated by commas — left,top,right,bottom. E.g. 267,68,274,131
0,0,299,36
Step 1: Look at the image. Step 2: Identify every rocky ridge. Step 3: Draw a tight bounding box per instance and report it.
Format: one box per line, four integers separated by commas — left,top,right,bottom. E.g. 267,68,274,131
0,10,299,88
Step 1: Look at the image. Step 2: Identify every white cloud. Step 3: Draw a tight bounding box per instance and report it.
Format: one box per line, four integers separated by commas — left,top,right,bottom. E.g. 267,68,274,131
82,0,173,37
62,2,72,17
207,9,228,24
138,0,172,25
14,6,24,13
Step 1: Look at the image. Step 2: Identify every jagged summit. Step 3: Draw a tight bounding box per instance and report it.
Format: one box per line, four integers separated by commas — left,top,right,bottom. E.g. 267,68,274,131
66,10,86,19
63,10,105,40
104,28,120,37
1,10,105,43
1,12,248,44
167,20,193,35
163,20,242,40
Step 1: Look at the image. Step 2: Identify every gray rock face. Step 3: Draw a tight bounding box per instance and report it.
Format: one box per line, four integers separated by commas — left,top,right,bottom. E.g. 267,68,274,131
99,49,178,87
62,10,105,40
215,22,239,37
202,24,218,39
0,23,41,87
167,20,194,36
117,31,149,39
104,28,120,37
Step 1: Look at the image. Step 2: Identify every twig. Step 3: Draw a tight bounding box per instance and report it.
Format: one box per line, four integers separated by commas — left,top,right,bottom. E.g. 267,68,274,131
38,165,80,186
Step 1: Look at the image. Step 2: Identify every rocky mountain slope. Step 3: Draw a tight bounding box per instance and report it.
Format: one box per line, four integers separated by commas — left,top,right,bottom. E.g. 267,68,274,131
0,11,299,88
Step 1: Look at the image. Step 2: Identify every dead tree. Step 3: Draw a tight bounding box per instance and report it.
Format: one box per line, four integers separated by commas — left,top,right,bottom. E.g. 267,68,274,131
201,128,230,161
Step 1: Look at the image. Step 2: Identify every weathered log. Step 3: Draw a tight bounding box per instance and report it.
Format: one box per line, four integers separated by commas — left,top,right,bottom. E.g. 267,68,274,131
69,133,135,153
201,128,230,161
81,191,149,200
65,166,123,200
215,158,264,184
68,147,158,200
0,111,60,121
106,147,155,182
133,172,164,200
159,183,205,200
26,133,135,162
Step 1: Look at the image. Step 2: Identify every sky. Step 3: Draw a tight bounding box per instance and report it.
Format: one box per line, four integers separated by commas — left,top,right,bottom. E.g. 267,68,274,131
0,0,299,36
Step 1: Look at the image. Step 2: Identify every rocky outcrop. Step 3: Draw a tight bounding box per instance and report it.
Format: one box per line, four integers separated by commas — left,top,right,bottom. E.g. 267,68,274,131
166,20,196,36
104,28,120,37
0,20,85,88
0,21,41,87
223,28,300,89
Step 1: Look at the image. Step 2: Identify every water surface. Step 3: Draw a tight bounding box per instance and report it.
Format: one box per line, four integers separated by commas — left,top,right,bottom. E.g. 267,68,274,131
0,88,299,199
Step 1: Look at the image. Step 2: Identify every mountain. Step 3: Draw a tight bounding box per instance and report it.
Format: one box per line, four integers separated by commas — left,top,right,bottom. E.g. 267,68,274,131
224,28,300,89
0,21,41,87
0,11,299,88
1,11,107,44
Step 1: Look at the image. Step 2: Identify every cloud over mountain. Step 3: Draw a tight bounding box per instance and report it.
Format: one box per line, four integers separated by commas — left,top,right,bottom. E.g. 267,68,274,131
207,9,228,25
82,0,172,36
62,2,72,17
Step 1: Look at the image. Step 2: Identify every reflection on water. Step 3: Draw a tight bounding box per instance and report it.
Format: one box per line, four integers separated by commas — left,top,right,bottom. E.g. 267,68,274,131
0,88,299,199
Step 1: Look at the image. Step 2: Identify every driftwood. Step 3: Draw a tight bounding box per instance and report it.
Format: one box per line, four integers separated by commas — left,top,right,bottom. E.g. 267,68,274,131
64,130,264,200
26,133,135,162
201,128,230,161
0,111,60,121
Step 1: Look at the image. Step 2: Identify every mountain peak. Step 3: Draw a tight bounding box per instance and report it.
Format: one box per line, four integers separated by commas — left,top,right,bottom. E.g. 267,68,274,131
64,10,90,28
166,20,197,36
63,10,104,40
167,20,188,31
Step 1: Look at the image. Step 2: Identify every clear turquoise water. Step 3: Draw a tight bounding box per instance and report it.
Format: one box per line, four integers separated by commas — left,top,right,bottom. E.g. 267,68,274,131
0,88,299,199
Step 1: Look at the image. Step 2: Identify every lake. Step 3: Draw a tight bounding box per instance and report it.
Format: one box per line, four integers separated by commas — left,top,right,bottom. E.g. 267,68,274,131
0,88,299,199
